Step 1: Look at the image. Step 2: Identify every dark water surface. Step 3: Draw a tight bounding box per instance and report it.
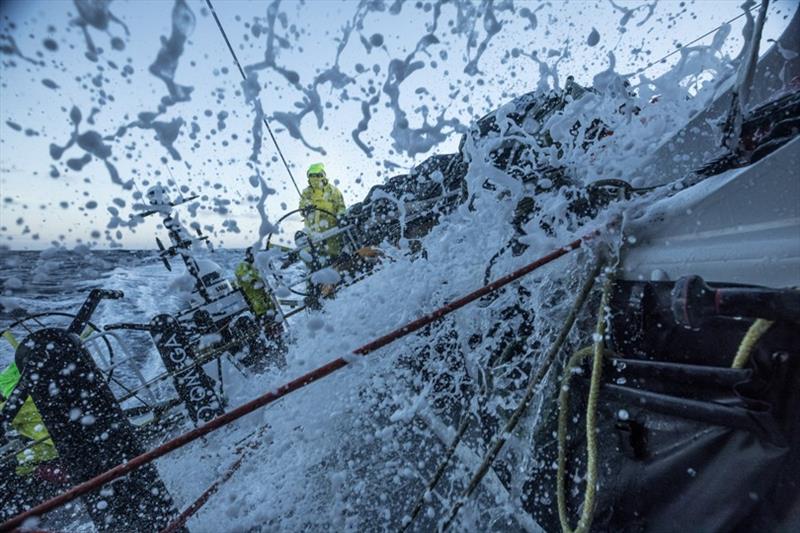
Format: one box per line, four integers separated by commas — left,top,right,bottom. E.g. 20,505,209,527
0,247,246,366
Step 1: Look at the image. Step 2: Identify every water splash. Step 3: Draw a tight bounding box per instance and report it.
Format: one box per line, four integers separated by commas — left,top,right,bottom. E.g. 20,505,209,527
241,71,266,163
49,106,134,190
608,0,657,32
72,0,130,61
148,0,196,103
251,168,278,248
0,33,43,65
45,0,198,207
518,4,543,31
587,27,601,47
352,94,380,157
242,0,366,157
244,0,324,155
383,34,463,158
463,0,506,76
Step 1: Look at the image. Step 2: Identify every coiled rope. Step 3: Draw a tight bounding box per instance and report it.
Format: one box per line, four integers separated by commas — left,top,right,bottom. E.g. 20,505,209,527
556,272,614,533
440,256,608,530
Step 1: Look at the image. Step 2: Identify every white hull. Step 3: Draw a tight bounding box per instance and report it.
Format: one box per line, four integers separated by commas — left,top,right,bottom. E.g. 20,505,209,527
622,136,800,288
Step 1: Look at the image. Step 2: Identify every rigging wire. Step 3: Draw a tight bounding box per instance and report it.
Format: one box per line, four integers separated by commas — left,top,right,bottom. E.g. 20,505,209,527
205,0,763,197
204,0,302,197
633,2,763,75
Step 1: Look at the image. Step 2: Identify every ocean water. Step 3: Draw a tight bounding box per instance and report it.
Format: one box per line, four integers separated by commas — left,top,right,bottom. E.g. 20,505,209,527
1,1,795,527
0,247,252,385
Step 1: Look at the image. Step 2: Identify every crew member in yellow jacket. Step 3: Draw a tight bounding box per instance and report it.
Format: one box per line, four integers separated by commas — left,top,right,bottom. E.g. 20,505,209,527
233,248,287,370
2,337,70,517
0,360,58,478
299,163,346,261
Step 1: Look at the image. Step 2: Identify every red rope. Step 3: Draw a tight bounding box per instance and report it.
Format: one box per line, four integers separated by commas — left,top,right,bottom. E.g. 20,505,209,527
161,425,271,533
161,454,246,533
1,232,591,531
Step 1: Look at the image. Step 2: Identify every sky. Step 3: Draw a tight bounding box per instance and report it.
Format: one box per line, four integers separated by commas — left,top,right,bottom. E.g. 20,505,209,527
0,0,796,250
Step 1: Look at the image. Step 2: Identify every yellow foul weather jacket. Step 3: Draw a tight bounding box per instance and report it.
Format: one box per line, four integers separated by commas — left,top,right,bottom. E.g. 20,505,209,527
0,360,58,476
235,261,276,317
299,164,346,258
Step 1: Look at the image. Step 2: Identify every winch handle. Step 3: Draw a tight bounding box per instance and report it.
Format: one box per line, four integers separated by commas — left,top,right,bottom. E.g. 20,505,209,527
67,289,124,336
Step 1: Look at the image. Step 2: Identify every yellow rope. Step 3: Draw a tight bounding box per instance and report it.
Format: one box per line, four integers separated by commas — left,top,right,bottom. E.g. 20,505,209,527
731,318,774,369
439,257,605,530
556,274,613,533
